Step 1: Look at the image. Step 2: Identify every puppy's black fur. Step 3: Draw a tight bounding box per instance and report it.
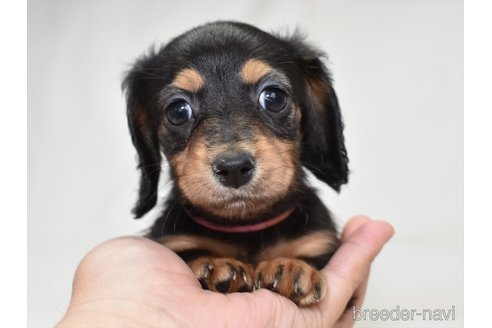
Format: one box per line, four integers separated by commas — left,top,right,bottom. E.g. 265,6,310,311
123,21,348,305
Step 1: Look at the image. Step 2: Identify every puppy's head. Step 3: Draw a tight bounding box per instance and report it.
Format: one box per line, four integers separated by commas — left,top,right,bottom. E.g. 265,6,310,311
123,21,348,220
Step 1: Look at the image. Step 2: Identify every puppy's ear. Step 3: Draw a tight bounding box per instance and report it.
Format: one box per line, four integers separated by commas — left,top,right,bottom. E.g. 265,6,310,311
122,53,162,218
287,36,349,191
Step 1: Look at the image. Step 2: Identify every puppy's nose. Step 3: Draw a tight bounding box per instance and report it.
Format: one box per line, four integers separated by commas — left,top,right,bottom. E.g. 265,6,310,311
212,153,255,188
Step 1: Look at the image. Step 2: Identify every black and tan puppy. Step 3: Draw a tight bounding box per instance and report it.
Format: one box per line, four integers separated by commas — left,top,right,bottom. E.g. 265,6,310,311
123,21,348,306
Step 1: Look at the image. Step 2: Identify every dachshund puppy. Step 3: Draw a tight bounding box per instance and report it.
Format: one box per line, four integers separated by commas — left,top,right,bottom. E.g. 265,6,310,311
123,21,348,306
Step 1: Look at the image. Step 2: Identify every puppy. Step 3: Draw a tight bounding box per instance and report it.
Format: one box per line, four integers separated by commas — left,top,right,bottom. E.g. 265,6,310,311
123,21,348,306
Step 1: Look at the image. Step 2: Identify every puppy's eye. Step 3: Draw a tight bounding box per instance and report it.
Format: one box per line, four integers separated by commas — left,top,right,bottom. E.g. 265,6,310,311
166,100,193,125
259,88,287,112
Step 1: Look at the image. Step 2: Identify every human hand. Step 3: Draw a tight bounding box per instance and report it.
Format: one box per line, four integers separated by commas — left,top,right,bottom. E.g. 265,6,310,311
57,216,393,327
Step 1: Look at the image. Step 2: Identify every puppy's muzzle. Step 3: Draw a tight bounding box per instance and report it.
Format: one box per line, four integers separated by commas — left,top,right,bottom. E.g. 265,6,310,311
212,152,255,188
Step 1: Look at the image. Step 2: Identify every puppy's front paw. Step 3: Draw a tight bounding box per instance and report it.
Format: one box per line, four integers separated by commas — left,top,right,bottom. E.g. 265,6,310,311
189,257,255,293
255,258,327,306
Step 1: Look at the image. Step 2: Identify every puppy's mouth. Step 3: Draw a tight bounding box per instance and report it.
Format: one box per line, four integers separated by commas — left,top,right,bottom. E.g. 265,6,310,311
188,182,292,219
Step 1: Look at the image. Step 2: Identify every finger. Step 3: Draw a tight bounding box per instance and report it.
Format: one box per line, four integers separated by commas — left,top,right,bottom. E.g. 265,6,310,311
341,215,371,242
336,215,372,324
333,272,370,328
321,220,394,326
337,215,372,323
352,272,369,309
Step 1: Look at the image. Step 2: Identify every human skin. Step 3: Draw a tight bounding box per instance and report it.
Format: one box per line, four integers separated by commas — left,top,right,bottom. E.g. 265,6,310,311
57,216,394,328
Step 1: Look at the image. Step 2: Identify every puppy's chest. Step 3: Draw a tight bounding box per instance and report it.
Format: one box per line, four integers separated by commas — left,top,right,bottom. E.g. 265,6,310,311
159,226,338,267
219,233,295,262
159,227,294,261
162,214,296,247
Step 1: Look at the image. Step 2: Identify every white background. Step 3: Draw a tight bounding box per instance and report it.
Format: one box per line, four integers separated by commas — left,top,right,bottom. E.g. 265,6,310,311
28,1,463,327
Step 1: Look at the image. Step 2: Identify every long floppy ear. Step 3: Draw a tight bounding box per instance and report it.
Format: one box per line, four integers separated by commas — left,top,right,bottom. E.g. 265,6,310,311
287,36,349,191
122,53,162,218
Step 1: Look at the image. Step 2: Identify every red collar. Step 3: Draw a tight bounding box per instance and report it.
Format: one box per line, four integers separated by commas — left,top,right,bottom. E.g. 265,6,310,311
190,207,294,233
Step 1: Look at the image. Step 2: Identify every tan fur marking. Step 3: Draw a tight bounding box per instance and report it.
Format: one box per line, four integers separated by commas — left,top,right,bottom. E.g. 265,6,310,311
158,234,242,258
294,105,302,128
170,137,218,212
241,59,272,84
133,106,146,130
307,77,328,106
172,68,204,93
257,231,339,261
133,106,154,144
253,131,296,203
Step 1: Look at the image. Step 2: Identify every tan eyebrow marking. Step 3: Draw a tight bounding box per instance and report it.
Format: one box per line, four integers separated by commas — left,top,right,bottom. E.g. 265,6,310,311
240,58,272,84
171,68,204,93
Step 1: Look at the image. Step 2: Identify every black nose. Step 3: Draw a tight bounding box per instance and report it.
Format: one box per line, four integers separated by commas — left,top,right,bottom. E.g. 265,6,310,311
212,153,255,188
